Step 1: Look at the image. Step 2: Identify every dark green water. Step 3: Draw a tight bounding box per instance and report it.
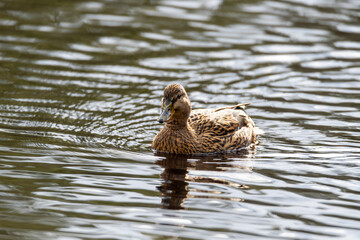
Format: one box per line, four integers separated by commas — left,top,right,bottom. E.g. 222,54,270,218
0,0,359,239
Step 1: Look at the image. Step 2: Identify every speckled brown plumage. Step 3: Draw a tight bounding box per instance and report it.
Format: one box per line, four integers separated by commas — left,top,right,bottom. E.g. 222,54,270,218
152,83,262,154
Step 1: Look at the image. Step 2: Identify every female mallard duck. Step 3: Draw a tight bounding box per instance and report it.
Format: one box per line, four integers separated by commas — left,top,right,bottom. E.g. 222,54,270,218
152,84,262,154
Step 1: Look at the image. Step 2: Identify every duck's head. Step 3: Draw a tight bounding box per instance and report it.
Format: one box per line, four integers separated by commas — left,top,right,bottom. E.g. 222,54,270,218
158,83,191,124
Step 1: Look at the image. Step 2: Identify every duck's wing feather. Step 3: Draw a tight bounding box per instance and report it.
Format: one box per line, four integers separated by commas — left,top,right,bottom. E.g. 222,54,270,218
214,103,251,112
189,104,254,137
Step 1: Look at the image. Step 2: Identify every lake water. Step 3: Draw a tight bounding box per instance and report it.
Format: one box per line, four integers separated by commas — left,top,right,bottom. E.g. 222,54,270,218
0,0,359,239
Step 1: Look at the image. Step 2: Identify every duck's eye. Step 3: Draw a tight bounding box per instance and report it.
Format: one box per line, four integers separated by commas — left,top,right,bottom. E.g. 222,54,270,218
174,107,179,111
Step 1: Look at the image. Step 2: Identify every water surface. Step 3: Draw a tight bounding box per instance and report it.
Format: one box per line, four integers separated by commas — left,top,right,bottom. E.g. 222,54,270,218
0,0,360,239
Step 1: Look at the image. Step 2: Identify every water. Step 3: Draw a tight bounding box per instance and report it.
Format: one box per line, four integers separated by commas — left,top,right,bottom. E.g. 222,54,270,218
0,0,359,239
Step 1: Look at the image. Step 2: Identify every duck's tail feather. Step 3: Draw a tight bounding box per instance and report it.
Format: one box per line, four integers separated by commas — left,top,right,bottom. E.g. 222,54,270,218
254,127,264,135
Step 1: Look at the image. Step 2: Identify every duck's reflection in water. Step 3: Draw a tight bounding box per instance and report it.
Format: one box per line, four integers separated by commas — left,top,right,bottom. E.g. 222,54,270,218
155,149,255,209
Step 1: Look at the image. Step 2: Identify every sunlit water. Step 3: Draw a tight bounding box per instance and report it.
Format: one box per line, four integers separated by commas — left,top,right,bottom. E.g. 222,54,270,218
0,0,359,239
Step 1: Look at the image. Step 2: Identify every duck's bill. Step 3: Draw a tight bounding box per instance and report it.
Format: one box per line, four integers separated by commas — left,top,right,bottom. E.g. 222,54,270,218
158,108,171,123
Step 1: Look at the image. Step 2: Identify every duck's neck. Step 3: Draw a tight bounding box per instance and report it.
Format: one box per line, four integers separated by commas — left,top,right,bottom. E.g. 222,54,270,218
165,119,189,130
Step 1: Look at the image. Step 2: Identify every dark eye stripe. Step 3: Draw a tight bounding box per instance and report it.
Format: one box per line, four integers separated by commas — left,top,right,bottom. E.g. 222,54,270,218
172,93,184,104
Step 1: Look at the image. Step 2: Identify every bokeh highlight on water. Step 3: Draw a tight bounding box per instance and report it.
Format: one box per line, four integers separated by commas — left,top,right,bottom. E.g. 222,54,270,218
0,0,359,239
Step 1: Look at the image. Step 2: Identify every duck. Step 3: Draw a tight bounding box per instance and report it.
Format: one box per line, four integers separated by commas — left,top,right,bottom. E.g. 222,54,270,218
152,83,262,154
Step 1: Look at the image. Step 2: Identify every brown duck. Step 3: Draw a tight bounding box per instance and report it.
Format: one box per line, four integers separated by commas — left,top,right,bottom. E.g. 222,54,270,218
152,84,262,154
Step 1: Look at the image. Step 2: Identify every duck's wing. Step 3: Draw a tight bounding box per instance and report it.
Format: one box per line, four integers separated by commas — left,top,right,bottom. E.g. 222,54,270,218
213,103,251,112
191,103,250,115
189,105,254,137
